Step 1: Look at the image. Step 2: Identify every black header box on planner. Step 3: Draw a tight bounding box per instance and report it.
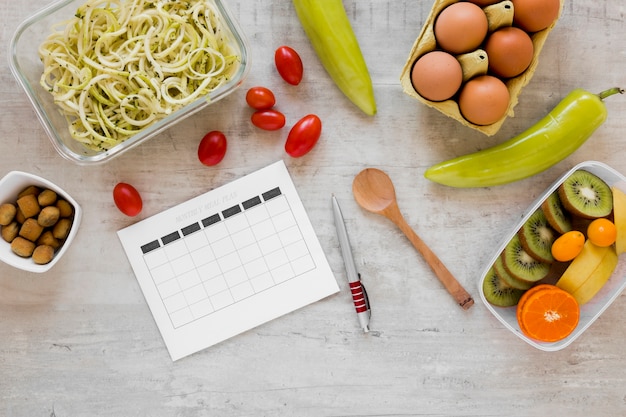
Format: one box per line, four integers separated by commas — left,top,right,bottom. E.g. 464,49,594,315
140,187,282,255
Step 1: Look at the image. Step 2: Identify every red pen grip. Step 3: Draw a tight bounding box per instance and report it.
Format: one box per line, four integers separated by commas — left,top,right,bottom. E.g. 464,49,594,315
349,281,368,313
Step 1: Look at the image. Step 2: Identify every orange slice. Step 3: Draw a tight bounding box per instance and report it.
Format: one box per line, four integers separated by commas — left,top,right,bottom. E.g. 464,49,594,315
516,284,580,342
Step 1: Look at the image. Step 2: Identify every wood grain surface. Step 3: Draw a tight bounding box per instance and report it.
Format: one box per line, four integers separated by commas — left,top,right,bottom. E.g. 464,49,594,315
1,0,626,416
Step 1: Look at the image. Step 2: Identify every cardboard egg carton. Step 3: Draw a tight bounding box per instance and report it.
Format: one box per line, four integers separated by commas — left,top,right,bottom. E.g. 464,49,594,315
400,0,564,136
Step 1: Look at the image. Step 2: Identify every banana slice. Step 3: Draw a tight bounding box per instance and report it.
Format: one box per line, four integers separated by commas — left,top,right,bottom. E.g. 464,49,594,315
556,240,617,305
612,186,626,255
570,248,618,305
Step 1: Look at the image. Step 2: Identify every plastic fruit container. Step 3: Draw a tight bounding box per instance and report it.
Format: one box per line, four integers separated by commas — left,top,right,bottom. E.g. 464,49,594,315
9,0,250,165
400,0,564,136
479,161,626,351
0,171,82,273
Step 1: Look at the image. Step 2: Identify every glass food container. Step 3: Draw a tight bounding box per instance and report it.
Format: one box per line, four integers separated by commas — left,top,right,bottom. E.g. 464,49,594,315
9,0,250,165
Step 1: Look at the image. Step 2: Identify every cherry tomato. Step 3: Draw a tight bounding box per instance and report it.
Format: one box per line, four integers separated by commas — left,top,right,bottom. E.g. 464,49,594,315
251,109,286,131
275,46,303,85
551,230,585,262
246,86,276,110
113,182,142,217
587,218,617,247
198,130,227,166
285,114,322,158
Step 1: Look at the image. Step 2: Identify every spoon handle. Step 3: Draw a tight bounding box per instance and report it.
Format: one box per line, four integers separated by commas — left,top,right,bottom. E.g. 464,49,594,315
392,211,474,310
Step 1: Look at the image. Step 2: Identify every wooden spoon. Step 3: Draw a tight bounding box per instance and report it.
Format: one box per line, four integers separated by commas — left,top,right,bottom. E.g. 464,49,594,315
353,168,474,310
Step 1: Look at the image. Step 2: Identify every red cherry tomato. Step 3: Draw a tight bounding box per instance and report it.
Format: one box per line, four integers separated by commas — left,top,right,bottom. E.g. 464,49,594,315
274,46,303,85
198,130,227,166
113,183,142,217
251,109,286,131
285,114,322,157
246,86,276,110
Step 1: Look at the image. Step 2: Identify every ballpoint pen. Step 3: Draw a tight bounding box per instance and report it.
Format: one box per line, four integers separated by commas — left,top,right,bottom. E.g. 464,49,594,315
332,194,371,333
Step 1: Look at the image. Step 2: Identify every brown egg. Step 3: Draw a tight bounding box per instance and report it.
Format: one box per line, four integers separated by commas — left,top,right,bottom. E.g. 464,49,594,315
458,75,510,125
511,0,561,32
411,51,463,102
434,2,488,54
485,27,534,78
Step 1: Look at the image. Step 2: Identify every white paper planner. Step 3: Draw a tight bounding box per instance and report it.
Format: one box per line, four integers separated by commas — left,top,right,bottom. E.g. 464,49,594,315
117,160,339,361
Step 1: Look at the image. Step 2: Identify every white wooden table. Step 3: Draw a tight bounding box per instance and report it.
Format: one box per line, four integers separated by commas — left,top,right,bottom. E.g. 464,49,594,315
1,1,626,415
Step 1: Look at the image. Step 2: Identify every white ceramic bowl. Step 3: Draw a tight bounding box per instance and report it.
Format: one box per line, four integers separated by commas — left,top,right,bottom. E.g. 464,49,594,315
0,171,82,273
9,0,250,165
479,161,626,351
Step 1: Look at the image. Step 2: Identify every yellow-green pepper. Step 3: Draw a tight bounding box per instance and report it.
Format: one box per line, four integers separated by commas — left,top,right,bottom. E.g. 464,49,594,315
424,87,623,188
292,0,376,116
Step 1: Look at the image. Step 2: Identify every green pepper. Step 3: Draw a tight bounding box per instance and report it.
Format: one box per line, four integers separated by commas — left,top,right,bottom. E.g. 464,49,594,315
424,87,624,188
292,0,376,116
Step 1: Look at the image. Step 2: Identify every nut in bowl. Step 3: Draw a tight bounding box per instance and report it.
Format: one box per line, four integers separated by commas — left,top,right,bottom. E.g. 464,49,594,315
479,161,626,351
9,0,250,165
0,171,82,273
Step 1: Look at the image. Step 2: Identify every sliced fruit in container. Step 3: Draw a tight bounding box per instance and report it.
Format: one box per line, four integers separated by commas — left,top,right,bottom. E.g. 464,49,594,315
572,247,617,305
483,266,525,307
516,284,579,343
555,240,614,295
558,170,613,219
570,248,618,305
493,256,533,290
518,208,557,263
502,234,551,284
478,162,626,351
612,186,626,255
556,240,618,305
541,191,572,234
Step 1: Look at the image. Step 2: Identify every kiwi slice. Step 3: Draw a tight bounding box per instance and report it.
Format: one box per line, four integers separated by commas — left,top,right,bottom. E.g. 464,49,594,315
482,266,525,307
558,170,613,219
502,234,551,283
541,191,572,234
518,208,557,263
493,256,533,290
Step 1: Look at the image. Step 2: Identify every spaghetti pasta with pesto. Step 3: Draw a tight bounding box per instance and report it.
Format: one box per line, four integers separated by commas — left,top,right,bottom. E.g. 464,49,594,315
39,0,240,150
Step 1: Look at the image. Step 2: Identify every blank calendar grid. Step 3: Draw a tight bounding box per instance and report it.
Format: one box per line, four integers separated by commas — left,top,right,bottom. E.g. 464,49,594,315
141,191,316,328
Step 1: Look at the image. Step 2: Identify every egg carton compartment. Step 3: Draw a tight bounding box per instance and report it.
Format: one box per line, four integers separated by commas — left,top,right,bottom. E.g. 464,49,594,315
400,0,564,136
